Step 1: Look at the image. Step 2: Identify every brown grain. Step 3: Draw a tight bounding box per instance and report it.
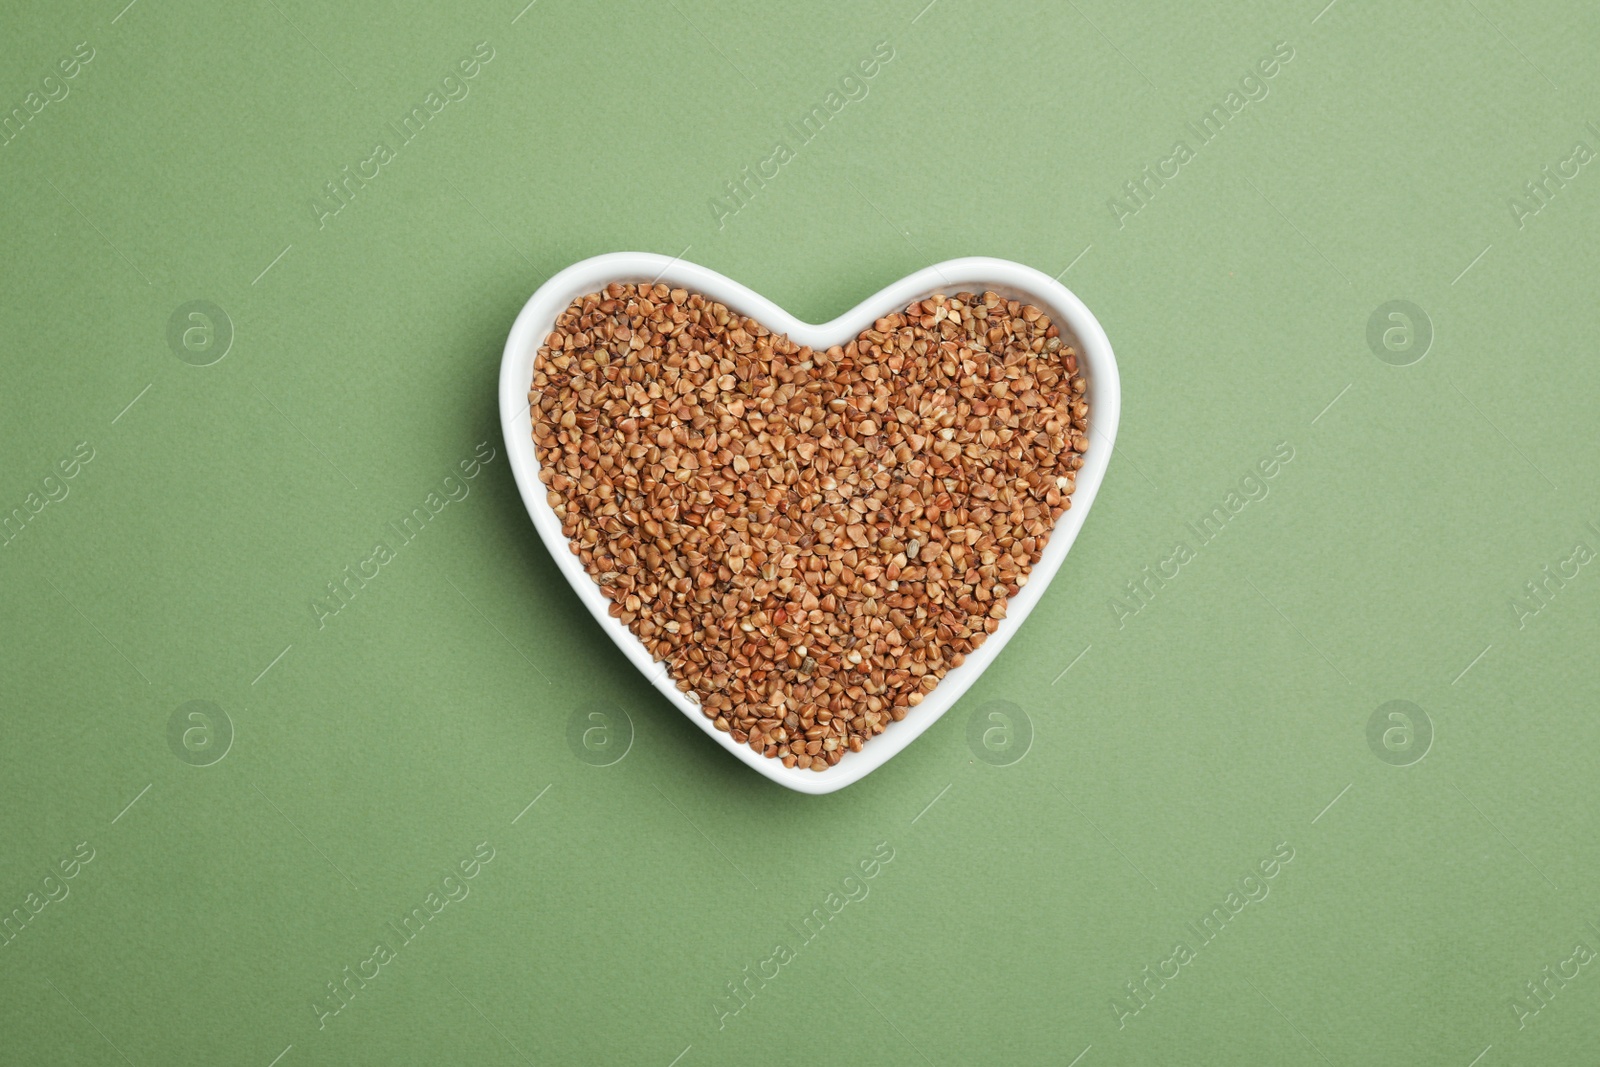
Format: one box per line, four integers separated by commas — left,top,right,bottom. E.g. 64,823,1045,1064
530,283,1087,768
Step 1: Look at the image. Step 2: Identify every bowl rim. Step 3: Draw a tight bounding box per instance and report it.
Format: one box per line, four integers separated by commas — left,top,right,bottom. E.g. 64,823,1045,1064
499,252,1120,794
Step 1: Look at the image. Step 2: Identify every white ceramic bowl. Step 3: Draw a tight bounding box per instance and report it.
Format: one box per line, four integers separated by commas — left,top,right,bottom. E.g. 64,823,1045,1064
500,253,1120,794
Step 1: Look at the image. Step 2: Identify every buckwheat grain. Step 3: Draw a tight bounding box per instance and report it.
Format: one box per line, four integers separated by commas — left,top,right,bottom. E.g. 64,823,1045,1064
531,284,1088,769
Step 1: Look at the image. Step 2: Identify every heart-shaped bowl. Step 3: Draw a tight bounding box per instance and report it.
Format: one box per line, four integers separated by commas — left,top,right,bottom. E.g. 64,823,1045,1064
501,253,1119,794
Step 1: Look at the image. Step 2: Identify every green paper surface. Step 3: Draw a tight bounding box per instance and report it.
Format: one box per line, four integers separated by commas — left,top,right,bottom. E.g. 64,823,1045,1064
3,1,1598,1063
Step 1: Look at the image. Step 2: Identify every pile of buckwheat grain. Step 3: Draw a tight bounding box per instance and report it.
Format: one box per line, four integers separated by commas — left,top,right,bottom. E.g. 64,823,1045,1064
531,282,1088,771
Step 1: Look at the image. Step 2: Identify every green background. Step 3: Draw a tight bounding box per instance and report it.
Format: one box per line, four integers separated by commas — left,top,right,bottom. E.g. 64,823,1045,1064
3,0,1597,1063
